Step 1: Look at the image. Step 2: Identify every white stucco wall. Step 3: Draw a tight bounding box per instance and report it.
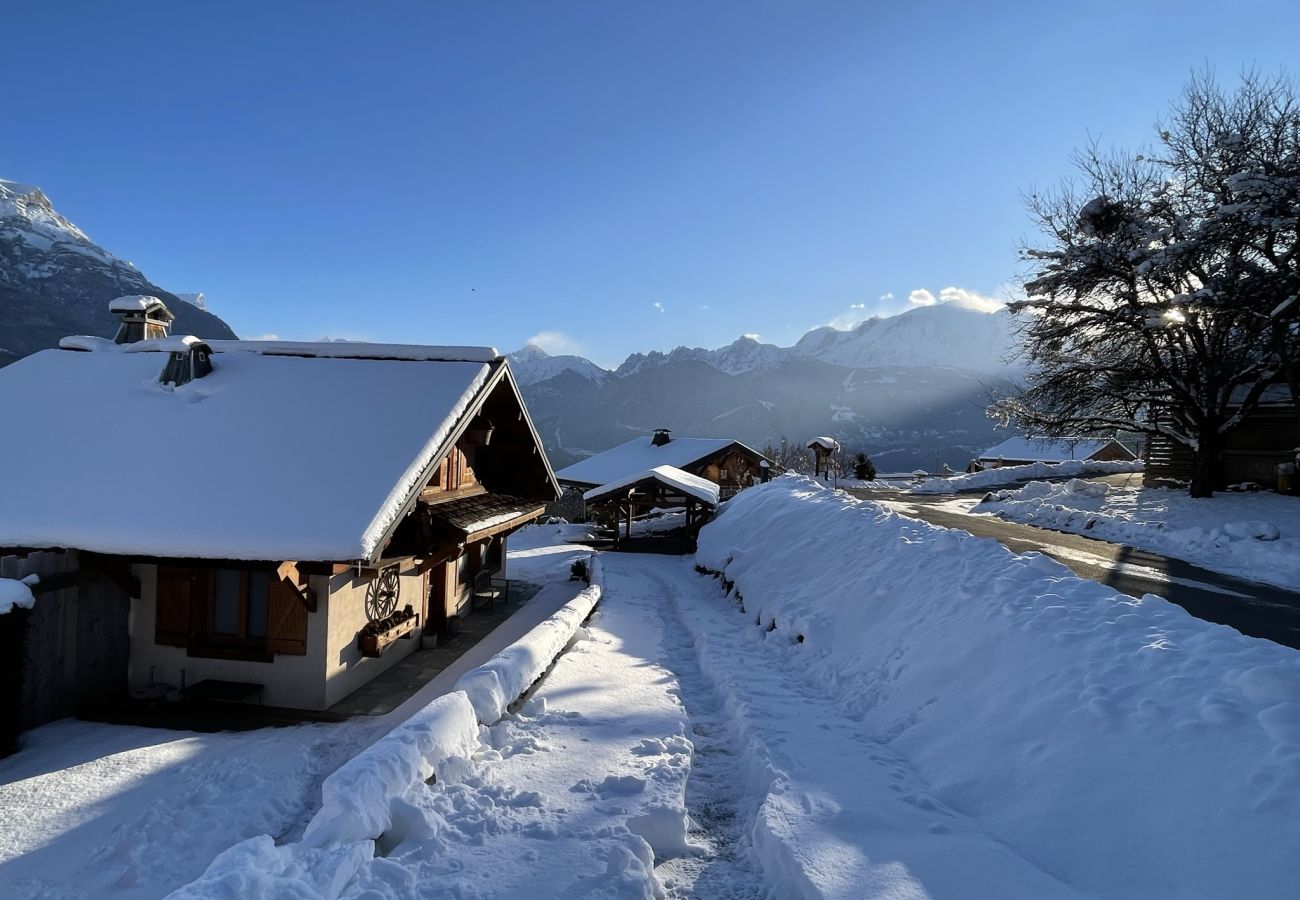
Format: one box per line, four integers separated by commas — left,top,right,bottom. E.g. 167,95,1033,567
322,566,426,708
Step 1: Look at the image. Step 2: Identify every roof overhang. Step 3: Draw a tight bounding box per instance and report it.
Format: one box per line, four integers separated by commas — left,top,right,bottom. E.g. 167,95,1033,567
363,360,560,563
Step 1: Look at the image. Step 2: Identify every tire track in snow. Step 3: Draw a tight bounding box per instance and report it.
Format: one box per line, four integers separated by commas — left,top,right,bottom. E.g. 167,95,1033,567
612,559,766,900
608,553,1082,900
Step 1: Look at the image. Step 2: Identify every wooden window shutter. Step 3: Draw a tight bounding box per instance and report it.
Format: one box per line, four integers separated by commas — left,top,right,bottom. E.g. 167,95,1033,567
267,577,309,656
155,566,193,647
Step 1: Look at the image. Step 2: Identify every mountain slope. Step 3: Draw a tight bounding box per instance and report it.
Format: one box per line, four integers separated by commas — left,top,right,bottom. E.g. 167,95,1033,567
792,302,1016,372
522,357,1013,472
0,179,237,365
512,300,1022,471
507,343,609,386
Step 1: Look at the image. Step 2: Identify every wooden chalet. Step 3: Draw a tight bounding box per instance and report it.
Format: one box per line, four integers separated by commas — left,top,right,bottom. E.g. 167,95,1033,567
554,429,770,504
0,298,559,722
1145,386,1299,491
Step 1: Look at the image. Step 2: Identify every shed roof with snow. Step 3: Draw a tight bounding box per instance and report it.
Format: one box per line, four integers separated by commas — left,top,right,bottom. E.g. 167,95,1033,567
807,436,840,452
0,338,555,562
554,434,764,488
582,465,721,507
977,436,1134,464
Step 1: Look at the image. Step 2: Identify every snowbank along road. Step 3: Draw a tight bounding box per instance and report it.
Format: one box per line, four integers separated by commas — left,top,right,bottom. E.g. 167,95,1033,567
858,484,1300,650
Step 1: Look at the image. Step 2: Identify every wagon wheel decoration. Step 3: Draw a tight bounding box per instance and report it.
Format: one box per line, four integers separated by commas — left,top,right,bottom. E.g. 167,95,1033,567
365,566,401,621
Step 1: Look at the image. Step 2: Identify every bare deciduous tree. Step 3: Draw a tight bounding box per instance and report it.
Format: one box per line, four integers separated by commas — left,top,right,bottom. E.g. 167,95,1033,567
999,71,1300,497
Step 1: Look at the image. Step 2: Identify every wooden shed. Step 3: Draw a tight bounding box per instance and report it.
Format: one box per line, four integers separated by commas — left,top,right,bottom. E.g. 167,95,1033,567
582,465,720,549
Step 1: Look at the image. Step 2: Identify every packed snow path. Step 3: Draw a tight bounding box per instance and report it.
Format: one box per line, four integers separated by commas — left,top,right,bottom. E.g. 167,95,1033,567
637,560,766,899
340,550,1080,898
607,553,1078,900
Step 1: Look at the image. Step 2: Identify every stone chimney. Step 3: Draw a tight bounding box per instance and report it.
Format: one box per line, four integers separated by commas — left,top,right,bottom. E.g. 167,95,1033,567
651,428,672,447
109,295,174,344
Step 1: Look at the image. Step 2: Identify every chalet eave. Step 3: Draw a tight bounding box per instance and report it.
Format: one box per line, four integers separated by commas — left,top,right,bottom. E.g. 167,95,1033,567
361,359,560,566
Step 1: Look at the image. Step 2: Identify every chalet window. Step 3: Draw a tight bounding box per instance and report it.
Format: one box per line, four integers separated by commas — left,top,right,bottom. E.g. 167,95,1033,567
210,569,270,639
719,468,730,480
209,569,271,643
193,348,213,379
154,565,305,658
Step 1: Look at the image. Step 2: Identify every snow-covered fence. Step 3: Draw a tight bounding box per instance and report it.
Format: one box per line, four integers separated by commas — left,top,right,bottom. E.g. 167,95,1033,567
455,554,603,723
303,693,479,847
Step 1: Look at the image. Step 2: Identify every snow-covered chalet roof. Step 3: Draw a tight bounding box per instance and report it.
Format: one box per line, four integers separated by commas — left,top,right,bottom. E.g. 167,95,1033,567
807,436,840,451
977,436,1126,463
555,434,760,488
0,340,505,562
583,465,721,507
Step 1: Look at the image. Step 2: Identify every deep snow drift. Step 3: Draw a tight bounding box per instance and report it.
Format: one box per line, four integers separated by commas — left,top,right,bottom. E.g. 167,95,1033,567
695,476,1300,899
980,479,1300,590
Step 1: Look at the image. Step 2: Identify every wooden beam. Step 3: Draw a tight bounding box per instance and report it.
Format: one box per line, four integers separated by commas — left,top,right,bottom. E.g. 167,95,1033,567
276,560,317,612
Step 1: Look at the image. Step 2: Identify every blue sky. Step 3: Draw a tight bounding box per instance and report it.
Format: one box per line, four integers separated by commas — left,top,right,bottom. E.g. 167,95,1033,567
6,2,1299,367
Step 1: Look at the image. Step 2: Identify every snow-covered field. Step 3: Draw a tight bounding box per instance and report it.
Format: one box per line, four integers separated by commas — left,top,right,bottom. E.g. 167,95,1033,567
13,483,1300,899
0,718,366,899
981,479,1300,590
908,459,1144,494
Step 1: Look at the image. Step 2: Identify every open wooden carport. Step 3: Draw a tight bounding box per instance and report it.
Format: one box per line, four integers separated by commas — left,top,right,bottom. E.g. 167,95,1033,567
583,465,721,550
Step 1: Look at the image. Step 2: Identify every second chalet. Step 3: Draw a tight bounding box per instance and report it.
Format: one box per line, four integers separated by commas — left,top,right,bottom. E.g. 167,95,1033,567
554,429,771,500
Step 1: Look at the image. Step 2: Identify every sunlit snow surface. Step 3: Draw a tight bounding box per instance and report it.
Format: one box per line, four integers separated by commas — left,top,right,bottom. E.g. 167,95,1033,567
982,479,1300,590
0,719,366,899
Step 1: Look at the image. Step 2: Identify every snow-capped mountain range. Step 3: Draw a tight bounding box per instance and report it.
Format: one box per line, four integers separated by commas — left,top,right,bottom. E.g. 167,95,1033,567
510,300,1019,385
510,301,1023,472
0,178,236,365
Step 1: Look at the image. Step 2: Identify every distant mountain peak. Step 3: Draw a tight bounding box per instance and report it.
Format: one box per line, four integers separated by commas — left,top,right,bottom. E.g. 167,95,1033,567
507,344,609,386
1,176,238,366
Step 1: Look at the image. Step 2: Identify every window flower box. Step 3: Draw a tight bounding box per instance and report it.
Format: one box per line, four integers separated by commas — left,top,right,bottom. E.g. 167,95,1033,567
358,607,418,658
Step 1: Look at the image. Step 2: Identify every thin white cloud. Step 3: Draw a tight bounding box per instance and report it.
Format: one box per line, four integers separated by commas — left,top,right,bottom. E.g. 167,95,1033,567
652,301,665,313
526,330,583,355
244,333,281,341
906,287,1004,312
742,332,762,341
879,292,895,301
827,302,869,330
935,286,1005,313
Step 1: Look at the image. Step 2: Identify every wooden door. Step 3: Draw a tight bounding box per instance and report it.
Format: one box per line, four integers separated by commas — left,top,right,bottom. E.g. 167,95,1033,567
427,562,449,632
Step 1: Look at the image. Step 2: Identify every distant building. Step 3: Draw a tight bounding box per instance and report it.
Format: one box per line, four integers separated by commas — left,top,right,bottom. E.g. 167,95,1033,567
555,429,770,502
973,436,1135,470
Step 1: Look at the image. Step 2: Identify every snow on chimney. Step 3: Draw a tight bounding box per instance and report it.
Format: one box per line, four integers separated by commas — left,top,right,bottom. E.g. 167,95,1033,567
109,295,174,344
